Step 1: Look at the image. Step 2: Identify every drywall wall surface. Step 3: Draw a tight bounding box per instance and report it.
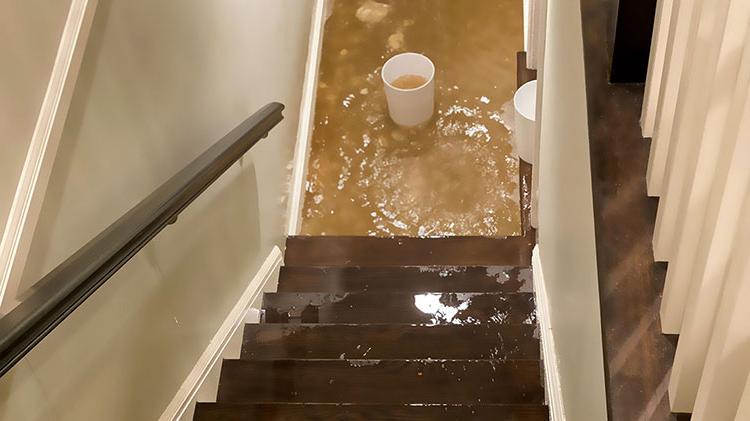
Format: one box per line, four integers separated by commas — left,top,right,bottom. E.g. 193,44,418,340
536,0,608,418
0,0,313,419
0,0,73,230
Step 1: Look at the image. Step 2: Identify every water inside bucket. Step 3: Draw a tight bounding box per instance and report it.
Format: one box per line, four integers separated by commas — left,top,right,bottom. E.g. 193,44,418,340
391,74,428,90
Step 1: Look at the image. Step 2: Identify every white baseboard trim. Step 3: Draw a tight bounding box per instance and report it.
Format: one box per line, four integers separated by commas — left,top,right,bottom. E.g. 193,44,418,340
533,246,566,420
286,0,329,236
0,0,98,313
159,246,283,421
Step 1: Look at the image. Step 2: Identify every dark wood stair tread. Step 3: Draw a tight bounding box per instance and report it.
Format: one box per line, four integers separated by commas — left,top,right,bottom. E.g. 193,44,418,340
278,266,533,293
216,360,544,405
284,236,533,267
241,324,540,360
262,292,536,325
194,402,550,420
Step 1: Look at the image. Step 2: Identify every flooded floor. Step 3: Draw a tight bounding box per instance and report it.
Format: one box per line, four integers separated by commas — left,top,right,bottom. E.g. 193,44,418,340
301,0,524,237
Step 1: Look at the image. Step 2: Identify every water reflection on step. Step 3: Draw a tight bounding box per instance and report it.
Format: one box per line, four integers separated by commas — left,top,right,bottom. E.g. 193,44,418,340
262,292,536,325
242,324,541,360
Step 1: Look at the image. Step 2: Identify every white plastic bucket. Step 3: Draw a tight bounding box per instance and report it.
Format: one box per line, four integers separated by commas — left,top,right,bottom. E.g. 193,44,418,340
382,53,436,127
513,80,537,164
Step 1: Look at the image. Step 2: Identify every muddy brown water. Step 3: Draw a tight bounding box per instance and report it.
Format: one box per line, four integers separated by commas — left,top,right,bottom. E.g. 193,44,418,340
391,74,429,90
301,0,524,237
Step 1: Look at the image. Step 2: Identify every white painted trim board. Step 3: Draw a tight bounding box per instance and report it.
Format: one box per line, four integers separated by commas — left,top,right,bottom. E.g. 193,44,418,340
0,0,99,313
159,246,283,421
286,0,329,236
533,246,566,420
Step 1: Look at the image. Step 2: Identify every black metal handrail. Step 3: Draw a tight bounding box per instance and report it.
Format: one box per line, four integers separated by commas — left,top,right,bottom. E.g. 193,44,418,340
0,102,285,377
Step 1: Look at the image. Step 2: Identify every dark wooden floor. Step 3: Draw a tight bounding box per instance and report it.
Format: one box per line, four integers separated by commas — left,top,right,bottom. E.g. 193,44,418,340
241,324,540,360
579,1,686,420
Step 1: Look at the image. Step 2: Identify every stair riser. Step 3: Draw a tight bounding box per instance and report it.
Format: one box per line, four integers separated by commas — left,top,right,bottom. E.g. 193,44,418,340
242,324,540,360
194,403,550,421
262,292,536,325
285,237,533,267
216,360,545,405
278,266,533,293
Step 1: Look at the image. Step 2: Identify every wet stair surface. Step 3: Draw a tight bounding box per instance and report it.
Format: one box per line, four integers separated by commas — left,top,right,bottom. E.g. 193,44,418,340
194,236,548,420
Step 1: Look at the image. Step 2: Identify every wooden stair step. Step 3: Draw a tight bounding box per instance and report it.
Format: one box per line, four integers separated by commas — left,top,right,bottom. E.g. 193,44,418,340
262,292,536,325
241,324,540,360
194,402,550,420
284,236,533,267
277,266,533,293
216,360,544,405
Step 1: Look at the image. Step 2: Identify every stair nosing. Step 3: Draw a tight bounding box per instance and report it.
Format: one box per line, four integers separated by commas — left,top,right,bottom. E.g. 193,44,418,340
222,358,543,362
263,291,536,295
280,265,532,269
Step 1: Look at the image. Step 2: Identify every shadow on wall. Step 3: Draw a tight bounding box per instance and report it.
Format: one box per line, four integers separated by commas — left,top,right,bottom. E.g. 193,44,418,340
0,160,262,420
18,0,229,292
0,0,313,419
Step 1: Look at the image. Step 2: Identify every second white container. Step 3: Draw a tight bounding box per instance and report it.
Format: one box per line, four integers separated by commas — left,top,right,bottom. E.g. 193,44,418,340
382,52,435,127
513,79,537,164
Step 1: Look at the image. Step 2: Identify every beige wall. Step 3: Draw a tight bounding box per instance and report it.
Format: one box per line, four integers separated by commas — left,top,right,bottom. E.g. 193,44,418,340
536,0,608,418
0,0,73,231
736,374,750,420
0,0,313,419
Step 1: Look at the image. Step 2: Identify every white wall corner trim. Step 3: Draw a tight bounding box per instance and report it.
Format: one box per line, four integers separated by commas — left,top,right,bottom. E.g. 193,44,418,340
0,0,99,313
286,0,329,236
159,246,283,421
523,0,530,53
527,0,547,70
532,246,566,421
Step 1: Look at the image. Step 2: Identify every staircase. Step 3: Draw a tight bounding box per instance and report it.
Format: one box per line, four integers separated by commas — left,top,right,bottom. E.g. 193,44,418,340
194,235,549,420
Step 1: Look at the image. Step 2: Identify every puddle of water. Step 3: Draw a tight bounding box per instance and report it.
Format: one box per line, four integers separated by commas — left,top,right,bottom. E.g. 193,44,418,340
301,0,524,237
